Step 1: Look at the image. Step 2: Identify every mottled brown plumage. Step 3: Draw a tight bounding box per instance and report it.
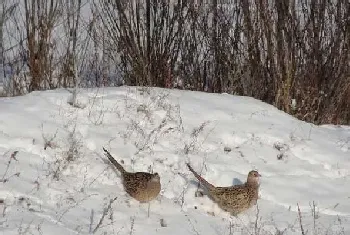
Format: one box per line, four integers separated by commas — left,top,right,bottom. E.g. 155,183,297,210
186,163,261,215
103,148,161,202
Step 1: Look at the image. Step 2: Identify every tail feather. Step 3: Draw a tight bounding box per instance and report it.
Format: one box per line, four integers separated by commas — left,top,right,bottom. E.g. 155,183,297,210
103,147,126,174
186,163,215,191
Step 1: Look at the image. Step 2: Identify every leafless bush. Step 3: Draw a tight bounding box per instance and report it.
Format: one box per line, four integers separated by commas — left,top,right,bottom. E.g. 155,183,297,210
123,89,182,154
97,0,187,87
124,108,171,155
2,0,348,124
58,0,82,88
41,124,59,150
44,122,82,180
94,0,349,125
239,0,350,125
0,2,18,96
184,121,210,155
67,88,87,109
65,123,82,162
24,0,63,91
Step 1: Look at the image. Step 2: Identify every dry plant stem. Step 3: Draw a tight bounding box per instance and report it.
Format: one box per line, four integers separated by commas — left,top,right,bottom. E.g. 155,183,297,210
41,124,59,150
2,203,7,217
135,118,167,155
228,220,233,235
254,203,260,235
87,87,105,125
311,201,316,234
184,121,210,155
23,0,61,91
58,193,96,222
129,217,135,235
187,217,200,235
93,196,118,234
1,151,19,183
89,209,94,234
297,203,306,235
175,185,187,209
4,0,350,124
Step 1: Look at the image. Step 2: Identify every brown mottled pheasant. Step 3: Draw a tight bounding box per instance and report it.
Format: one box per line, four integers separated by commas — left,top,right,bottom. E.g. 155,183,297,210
103,148,161,202
186,163,261,215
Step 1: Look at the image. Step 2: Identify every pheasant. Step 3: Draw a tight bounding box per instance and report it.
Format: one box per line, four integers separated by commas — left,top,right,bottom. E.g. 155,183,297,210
103,148,161,202
186,163,261,215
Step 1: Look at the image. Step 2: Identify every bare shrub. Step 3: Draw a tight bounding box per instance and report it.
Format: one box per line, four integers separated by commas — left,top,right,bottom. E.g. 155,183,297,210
2,0,348,126
44,122,82,180
97,0,187,87
240,0,350,124
122,89,182,155
24,0,63,91
94,0,349,125
184,121,210,155
41,124,59,150
0,2,18,96
67,88,87,109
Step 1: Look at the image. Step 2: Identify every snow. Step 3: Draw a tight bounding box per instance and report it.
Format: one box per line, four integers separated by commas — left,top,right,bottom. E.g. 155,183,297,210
0,86,349,235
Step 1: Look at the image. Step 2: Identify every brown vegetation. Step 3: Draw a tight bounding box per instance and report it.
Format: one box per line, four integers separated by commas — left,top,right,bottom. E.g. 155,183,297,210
2,0,349,124
99,0,349,124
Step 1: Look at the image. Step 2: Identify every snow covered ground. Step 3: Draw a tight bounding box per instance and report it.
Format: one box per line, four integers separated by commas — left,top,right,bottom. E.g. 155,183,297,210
0,87,349,235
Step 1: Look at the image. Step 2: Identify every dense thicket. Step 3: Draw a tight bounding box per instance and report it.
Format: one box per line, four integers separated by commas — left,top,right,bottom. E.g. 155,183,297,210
1,0,349,124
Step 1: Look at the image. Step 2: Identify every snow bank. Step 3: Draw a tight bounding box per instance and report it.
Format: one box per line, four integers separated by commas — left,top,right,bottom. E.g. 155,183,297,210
0,87,349,235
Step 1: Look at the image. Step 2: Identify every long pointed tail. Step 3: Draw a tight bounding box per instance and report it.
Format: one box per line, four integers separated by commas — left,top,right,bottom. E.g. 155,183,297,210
103,148,126,174
186,163,215,191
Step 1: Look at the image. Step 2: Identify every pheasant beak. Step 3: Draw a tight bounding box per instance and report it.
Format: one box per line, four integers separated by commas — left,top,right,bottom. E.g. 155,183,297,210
257,173,262,177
